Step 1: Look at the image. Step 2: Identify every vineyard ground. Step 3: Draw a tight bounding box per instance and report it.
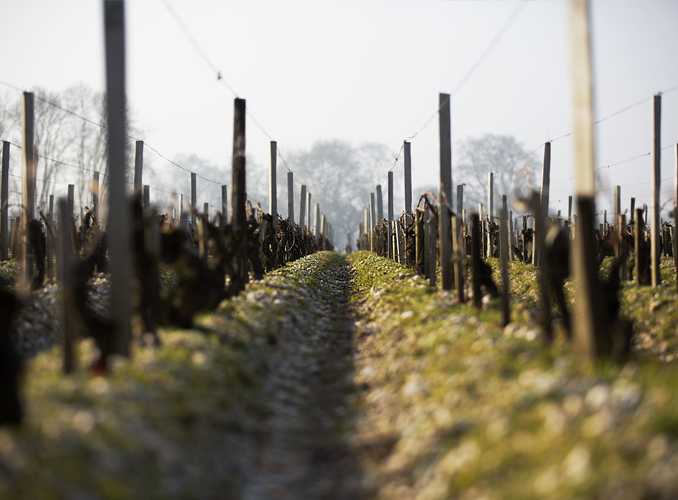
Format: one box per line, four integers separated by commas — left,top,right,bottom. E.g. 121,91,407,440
1,252,678,499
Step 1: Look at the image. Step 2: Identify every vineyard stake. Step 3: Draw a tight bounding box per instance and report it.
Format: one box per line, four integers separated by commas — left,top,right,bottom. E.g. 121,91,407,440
299,185,307,230
20,92,36,297
439,93,453,290
452,214,464,301
487,173,494,258
651,94,661,287
500,197,510,326
314,203,320,240
635,208,642,285
568,195,573,222
533,192,552,343
191,172,197,226
369,193,376,252
388,171,394,259
92,171,99,221
104,0,132,357
674,144,678,277
456,184,464,216
287,171,294,224
404,140,412,213
471,213,481,308
144,185,150,209
570,0,601,358
376,184,384,221
1,142,8,261
57,198,76,374
134,140,143,193
231,98,248,294
221,185,228,224
307,192,312,229
269,141,277,230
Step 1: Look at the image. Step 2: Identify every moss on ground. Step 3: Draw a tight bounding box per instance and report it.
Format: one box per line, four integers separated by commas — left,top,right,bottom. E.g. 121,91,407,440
347,251,678,500
0,252,347,500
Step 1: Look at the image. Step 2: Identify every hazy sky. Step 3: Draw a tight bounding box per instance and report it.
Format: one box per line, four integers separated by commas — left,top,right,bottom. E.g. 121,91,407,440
2,0,678,221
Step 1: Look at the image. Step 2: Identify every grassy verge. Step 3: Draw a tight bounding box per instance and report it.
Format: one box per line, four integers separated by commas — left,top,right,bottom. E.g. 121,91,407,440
347,251,678,500
0,252,343,500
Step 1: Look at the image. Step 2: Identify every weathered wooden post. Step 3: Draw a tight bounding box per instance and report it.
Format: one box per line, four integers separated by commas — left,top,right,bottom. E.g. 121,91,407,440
635,208,642,286
92,171,99,221
313,203,320,240
500,196,510,326
306,192,312,229
287,172,294,224
231,98,248,295
57,198,76,373
376,184,384,222
404,140,412,213
471,213,482,308
269,141,277,229
570,0,602,358
388,171,394,259
439,93,453,290
452,215,464,301
104,0,132,357
487,172,494,258
220,185,228,223
299,185,307,229
369,193,376,252
143,185,150,208
190,172,197,226
568,195,573,223
456,184,464,216
651,94,662,288
618,213,627,281
20,92,36,296
1,141,8,261
46,196,54,281
134,140,143,193
533,192,552,343
674,145,678,279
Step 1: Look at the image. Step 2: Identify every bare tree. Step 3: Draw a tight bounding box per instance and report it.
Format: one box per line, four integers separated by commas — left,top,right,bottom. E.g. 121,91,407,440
455,133,540,215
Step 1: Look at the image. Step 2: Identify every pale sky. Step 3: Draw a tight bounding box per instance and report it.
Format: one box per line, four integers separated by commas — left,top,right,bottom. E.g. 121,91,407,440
2,0,678,223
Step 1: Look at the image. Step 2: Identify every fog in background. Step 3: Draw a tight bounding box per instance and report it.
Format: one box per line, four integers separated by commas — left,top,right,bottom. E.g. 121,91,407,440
1,1,678,247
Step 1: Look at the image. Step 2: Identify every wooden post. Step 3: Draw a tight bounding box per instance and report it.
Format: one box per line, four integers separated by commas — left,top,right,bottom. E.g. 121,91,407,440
376,184,384,222
452,215,464,301
404,140,412,213
287,171,294,224
456,184,464,216
635,208,642,286
618,213,627,281
20,92,36,296
231,98,248,294
674,145,678,277
487,173,494,258
439,93,453,290
104,0,132,357
321,214,326,237
651,94,662,288
57,198,76,373
1,142,8,261
67,185,75,222
471,213,481,308
388,171,394,259
425,207,436,287
134,140,143,192
397,221,405,263
532,192,552,343
269,141,277,230
570,0,601,358
191,172,197,225
221,185,228,223
92,171,99,221
299,185,307,229
541,142,552,218
313,203,320,240
500,197,510,326
307,192,312,229
568,195,573,222
508,210,514,261
143,185,150,208
369,193,376,252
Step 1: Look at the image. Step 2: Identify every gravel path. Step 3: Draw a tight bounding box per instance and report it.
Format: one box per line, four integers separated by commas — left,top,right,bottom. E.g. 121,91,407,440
240,254,364,500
